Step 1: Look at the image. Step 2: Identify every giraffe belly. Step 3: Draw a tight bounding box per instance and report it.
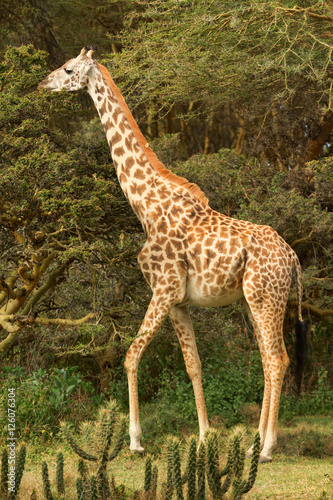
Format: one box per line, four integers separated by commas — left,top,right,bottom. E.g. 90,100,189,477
183,280,244,307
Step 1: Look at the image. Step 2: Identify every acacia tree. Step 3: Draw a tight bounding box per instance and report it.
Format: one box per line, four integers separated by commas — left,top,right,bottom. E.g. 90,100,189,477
111,0,333,167
0,45,141,360
0,0,136,66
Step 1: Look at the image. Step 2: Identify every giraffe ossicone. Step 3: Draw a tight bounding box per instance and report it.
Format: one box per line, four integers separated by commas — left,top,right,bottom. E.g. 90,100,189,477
39,47,308,462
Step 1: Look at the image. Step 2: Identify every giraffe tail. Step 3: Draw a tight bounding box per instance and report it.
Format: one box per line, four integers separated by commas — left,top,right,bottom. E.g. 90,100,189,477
292,252,308,396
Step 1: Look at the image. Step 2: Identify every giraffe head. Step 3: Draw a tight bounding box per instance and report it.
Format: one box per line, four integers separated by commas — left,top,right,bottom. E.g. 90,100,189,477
38,46,98,92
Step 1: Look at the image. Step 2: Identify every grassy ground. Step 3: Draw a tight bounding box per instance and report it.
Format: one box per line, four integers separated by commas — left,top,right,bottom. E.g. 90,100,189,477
14,415,333,499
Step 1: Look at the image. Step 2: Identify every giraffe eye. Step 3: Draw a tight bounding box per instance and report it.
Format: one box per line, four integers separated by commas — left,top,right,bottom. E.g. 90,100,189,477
64,68,73,75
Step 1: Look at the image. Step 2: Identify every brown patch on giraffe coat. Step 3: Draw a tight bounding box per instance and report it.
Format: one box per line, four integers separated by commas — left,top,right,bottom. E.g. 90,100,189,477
171,239,182,251
134,169,146,180
216,241,226,253
194,227,206,242
99,101,107,117
203,272,215,283
133,142,141,153
125,134,134,152
123,157,134,174
165,242,176,260
137,185,147,195
157,219,168,234
119,172,127,184
171,206,184,217
169,229,184,239
130,183,146,196
151,206,163,220
204,237,214,247
137,155,148,168
162,200,171,211
186,233,196,246
151,253,164,262
206,249,216,260
168,216,179,229
114,146,125,156
111,131,122,145
112,107,122,124
158,186,171,198
186,207,197,219
104,118,113,131
155,235,167,245
151,244,162,253
163,263,174,272
229,238,241,251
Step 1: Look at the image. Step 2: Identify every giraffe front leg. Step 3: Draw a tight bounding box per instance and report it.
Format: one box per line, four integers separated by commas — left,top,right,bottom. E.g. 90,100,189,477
124,292,182,453
169,305,210,443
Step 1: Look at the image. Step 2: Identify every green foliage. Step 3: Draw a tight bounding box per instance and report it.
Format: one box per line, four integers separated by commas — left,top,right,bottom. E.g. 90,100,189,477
114,1,333,110
0,0,135,66
145,342,263,429
0,45,115,249
0,43,141,364
49,366,86,408
0,366,103,440
112,1,333,164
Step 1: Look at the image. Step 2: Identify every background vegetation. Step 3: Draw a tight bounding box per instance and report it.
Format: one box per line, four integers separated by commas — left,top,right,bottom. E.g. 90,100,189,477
0,0,332,467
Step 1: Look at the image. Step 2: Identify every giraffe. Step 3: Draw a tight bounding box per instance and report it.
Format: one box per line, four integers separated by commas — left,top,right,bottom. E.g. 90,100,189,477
38,46,308,463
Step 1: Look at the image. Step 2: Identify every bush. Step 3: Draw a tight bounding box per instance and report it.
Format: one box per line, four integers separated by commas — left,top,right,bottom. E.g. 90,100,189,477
0,366,104,441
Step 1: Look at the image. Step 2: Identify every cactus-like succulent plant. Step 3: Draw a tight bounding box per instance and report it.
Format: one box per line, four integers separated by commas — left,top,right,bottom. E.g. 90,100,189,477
61,400,127,498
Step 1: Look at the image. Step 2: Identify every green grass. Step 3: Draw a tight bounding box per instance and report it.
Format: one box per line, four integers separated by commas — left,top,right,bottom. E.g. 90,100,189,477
247,456,332,499
13,416,333,499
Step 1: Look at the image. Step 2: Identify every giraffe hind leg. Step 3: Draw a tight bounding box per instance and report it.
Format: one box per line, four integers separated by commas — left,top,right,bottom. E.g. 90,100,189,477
243,300,271,457
245,298,289,462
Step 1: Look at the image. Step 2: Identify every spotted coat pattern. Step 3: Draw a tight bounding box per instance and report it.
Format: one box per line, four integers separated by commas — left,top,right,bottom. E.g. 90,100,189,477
38,48,306,462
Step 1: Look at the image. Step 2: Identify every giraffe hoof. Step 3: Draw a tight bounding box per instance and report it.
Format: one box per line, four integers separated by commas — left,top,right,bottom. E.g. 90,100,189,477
130,446,145,455
258,454,273,463
245,446,253,459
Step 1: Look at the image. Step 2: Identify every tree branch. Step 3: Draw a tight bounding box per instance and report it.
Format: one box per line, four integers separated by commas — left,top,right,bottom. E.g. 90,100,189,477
302,301,333,317
21,258,73,315
291,230,315,248
0,312,97,356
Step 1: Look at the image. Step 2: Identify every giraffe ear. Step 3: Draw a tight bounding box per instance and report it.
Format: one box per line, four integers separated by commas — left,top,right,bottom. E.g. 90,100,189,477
87,46,98,59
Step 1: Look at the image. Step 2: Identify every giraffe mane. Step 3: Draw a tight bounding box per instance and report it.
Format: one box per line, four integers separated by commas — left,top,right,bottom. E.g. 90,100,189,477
98,64,209,207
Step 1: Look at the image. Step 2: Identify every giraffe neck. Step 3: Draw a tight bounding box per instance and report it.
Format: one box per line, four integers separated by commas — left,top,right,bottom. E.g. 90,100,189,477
87,63,208,234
